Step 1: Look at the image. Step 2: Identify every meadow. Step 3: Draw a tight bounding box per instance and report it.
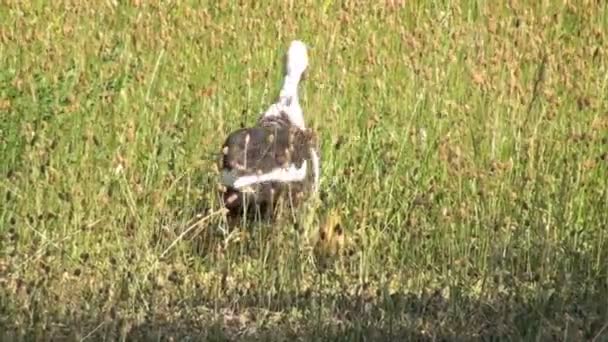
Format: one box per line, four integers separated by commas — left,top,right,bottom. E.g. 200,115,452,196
1,1,608,340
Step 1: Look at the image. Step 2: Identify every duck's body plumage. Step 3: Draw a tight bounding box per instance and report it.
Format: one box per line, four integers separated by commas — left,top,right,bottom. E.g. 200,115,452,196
220,40,320,218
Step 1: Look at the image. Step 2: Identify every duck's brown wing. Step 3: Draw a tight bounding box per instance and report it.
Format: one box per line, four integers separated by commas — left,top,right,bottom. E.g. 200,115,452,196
219,123,318,217
221,125,314,183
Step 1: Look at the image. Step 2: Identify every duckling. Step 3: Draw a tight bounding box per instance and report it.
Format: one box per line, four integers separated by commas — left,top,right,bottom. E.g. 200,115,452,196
311,208,346,270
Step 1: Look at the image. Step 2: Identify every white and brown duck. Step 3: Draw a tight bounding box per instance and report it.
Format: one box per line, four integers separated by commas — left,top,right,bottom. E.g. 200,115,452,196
219,40,320,218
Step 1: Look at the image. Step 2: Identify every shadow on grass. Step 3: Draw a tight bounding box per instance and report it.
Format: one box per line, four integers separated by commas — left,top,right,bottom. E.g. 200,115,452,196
2,271,607,341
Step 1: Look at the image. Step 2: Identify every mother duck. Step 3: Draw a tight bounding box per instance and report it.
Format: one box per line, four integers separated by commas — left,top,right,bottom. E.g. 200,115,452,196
219,40,320,219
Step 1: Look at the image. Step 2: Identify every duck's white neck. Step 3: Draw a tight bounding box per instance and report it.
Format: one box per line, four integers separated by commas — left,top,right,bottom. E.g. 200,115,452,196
261,40,309,129
276,70,305,127
278,72,303,104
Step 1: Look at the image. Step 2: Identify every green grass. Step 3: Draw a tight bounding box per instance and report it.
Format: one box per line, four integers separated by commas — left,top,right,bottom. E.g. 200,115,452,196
1,1,608,340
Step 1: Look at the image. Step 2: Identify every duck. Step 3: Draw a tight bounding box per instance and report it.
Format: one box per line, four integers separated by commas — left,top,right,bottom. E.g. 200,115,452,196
219,40,320,219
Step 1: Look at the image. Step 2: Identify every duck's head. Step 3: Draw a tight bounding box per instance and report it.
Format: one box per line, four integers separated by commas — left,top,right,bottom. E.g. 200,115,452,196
285,40,309,78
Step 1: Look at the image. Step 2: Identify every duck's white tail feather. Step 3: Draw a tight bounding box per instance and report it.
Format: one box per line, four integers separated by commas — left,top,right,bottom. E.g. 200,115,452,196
261,40,308,129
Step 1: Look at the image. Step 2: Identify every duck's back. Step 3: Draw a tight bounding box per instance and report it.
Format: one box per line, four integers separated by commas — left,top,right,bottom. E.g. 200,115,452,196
220,117,318,217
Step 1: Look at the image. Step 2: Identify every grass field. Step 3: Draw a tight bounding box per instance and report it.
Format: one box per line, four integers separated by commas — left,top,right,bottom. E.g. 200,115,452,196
1,1,608,340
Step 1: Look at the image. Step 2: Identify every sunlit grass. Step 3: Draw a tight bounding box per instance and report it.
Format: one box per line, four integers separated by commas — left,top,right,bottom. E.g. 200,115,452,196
1,1,608,340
